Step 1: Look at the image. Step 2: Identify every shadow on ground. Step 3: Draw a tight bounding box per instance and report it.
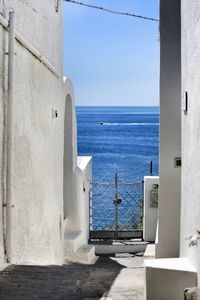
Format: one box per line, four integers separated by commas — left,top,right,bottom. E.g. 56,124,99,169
0,254,144,300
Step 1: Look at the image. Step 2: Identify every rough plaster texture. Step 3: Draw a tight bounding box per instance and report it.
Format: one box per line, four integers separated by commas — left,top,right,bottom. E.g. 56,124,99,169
2,0,62,74
143,176,159,242
181,0,200,287
0,0,68,265
157,0,182,258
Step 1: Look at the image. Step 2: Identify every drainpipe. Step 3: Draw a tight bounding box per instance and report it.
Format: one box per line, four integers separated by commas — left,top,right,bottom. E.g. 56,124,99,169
6,11,15,262
0,14,59,77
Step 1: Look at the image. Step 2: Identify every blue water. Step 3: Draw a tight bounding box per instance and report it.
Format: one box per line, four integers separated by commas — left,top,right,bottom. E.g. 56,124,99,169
76,106,159,182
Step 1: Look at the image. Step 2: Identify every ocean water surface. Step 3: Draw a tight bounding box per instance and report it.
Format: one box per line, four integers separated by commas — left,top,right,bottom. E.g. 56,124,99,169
76,106,159,182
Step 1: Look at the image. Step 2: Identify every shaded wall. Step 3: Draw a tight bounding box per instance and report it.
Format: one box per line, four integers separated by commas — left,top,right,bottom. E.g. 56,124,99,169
63,80,78,230
156,0,181,258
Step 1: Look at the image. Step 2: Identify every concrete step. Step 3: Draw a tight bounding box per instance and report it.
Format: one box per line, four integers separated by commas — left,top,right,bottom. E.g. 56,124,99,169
65,244,97,265
64,231,83,252
94,240,148,255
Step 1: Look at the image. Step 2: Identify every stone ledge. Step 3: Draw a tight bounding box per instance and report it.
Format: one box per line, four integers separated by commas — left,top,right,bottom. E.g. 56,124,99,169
145,258,197,300
95,241,148,255
145,257,196,272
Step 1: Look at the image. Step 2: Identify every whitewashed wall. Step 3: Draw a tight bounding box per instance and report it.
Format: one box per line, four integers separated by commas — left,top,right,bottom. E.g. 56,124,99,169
77,156,92,244
156,0,182,258
181,0,200,286
63,156,94,264
143,176,159,242
0,0,66,265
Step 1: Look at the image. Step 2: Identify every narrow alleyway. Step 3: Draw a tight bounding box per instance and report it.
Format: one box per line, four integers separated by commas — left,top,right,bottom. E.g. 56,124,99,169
0,254,144,300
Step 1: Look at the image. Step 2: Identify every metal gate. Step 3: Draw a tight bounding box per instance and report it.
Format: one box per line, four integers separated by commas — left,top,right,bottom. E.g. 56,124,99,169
89,174,144,240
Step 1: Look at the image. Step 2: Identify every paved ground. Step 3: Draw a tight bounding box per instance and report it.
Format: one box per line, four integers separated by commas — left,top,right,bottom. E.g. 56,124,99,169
0,253,144,300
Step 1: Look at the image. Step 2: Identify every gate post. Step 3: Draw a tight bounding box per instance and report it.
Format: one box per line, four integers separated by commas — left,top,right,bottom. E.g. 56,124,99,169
115,173,119,240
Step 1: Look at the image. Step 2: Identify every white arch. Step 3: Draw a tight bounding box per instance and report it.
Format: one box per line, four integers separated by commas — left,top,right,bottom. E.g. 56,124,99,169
63,77,79,230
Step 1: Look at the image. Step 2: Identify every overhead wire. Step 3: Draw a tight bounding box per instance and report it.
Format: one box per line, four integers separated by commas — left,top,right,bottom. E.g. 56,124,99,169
63,0,159,22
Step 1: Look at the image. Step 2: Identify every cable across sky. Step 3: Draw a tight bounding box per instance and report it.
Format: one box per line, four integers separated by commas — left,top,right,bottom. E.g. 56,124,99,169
63,0,159,22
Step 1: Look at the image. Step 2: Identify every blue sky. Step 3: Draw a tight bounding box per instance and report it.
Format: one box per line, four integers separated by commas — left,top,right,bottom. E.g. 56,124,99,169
63,0,159,106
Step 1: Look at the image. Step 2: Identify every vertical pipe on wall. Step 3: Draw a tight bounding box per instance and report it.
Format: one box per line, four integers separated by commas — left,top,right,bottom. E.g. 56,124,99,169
6,11,15,262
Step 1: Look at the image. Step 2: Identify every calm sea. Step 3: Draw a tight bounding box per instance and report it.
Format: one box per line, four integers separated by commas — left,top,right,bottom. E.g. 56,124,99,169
76,106,159,182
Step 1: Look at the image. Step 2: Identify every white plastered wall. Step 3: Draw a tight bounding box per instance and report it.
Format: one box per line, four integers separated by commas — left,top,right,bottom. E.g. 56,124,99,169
62,78,92,244
0,0,66,265
180,0,200,286
156,0,181,258
77,156,92,244
62,78,92,248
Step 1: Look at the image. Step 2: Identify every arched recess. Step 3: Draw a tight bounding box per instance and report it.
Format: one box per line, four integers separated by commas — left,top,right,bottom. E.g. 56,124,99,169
63,93,77,227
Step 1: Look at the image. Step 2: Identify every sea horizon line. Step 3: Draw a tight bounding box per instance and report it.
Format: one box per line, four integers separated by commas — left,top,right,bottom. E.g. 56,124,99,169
76,105,160,108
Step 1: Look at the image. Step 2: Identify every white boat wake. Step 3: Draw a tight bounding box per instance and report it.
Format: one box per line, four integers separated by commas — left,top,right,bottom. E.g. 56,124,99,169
100,122,159,126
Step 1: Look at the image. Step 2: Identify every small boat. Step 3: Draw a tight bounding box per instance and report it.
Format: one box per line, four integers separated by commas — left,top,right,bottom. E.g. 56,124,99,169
100,122,104,125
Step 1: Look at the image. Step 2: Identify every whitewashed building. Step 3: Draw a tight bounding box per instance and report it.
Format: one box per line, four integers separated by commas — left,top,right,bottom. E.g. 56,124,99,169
0,0,94,267
145,1,200,299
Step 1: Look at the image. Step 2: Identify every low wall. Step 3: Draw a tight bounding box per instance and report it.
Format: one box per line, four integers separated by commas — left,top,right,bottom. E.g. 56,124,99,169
63,156,95,264
143,176,159,242
77,156,92,244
